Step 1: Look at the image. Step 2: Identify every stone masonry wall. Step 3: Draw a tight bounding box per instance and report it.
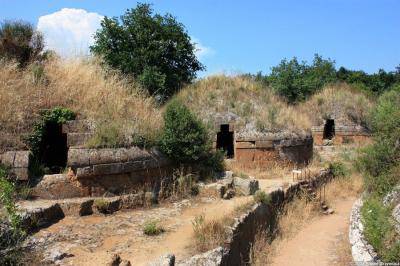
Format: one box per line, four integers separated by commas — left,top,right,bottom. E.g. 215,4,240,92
0,150,30,180
233,135,313,167
178,169,333,265
65,147,172,198
312,125,369,146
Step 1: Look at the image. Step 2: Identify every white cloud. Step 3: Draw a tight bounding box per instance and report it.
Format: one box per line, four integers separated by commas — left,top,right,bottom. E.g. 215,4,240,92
37,8,103,57
192,37,215,60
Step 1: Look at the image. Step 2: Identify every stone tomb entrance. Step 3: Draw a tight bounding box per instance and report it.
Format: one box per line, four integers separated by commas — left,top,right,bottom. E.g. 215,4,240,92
323,119,335,140
40,120,68,173
216,124,234,158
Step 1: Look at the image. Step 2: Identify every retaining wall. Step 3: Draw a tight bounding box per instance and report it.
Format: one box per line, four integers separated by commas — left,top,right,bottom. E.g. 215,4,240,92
215,135,313,167
178,169,332,265
32,147,173,199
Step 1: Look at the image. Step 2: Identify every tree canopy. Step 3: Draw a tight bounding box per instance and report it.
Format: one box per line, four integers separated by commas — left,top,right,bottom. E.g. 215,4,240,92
90,3,204,101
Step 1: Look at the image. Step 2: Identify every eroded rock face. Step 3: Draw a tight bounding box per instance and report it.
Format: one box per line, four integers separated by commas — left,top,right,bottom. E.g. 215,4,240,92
176,247,223,266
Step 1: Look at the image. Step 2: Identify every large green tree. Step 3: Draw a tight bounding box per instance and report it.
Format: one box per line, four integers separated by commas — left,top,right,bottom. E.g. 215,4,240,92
90,3,204,101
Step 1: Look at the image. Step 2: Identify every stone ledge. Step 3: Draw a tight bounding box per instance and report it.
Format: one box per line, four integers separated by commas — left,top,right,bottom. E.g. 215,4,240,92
349,198,379,264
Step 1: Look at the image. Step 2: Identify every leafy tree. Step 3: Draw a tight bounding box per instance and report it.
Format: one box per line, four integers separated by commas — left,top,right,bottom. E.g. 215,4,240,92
90,3,204,101
0,20,44,66
267,54,336,103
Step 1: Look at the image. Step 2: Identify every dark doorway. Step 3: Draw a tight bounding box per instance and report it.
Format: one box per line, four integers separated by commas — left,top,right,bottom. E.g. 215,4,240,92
216,124,234,158
323,119,335,140
40,121,68,173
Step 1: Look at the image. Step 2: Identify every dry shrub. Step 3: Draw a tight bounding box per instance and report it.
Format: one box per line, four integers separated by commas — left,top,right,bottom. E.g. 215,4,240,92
0,58,162,151
175,75,311,136
301,83,374,127
192,214,232,252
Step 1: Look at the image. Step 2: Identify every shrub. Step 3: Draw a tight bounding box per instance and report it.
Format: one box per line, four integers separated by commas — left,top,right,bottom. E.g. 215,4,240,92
143,220,164,236
90,3,204,101
159,100,210,164
0,166,26,265
0,20,45,66
253,190,271,205
93,199,111,214
329,161,348,178
191,214,229,252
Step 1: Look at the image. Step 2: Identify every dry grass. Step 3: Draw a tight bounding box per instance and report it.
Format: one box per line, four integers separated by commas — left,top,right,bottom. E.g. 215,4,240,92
191,199,255,253
192,214,233,252
175,75,311,136
301,83,374,127
0,58,162,152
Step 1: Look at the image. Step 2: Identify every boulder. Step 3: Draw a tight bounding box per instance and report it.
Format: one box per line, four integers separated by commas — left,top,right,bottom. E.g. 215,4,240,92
59,198,94,216
32,174,84,199
233,177,259,195
107,254,122,266
223,189,235,200
147,254,175,266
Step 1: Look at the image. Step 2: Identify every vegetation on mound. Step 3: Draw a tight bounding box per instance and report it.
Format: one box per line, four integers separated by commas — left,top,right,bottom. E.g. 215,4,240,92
174,75,311,136
300,83,373,128
91,3,204,102
358,88,400,261
0,58,162,152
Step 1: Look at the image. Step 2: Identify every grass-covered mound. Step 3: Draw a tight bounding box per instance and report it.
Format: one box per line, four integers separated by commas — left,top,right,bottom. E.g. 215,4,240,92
173,75,311,138
300,83,373,129
0,58,162,152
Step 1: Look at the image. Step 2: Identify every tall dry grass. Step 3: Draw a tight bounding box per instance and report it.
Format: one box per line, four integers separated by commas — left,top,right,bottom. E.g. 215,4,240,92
174,75,311,136
0,58,162,152
301,83,374,128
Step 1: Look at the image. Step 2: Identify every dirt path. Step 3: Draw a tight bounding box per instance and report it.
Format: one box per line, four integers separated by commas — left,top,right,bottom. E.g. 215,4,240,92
270,197,355,266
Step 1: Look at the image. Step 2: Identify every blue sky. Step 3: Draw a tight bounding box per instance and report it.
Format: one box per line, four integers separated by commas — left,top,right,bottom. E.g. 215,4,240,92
1,0,399,76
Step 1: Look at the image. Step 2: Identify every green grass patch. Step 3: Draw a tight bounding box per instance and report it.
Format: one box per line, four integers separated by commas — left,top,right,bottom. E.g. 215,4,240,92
143,220,165,236
361,197,400,262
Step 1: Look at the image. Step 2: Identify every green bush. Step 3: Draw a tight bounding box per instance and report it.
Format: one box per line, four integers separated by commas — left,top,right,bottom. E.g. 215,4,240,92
253,190,271,205
361,197,400,261
329,161,349,178
266,54,336,103
143,220,165,236
160,100,209,163
90,3,204,101
0,20,45,67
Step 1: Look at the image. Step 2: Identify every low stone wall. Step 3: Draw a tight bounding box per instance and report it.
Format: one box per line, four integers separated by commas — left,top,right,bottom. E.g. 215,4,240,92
178,169,332,265
0,150,30,180
63,147,173,198
233,135,313,167
349,198,379,264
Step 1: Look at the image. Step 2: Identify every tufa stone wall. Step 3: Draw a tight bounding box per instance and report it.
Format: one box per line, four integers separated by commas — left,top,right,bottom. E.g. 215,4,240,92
312,125,369,146
49,147,173,198
215,135,313,167
0,150,30,180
